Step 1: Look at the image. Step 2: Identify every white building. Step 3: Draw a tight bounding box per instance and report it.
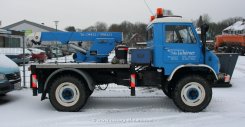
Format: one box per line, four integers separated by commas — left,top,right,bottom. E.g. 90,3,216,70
1,20,62,48
3,20,62,34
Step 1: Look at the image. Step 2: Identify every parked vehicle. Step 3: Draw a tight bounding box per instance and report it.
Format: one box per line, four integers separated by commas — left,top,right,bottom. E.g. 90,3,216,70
28,48,47,63
215,35,245,55
35,46,63,59
0,55,21,95
214,20,245,55
0,48,31,65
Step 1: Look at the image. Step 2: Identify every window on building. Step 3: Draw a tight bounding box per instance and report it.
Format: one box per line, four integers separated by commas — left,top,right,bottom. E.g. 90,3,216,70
3,37,21,47
0,36,4,47
6,38,21,47
165,25,197,44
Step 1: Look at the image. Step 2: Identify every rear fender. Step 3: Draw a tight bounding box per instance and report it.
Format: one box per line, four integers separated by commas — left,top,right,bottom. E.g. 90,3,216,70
41,68,94,100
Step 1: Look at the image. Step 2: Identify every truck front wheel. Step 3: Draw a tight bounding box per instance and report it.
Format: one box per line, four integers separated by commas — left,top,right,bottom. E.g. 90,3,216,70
173,75,212,112
49,76,87,112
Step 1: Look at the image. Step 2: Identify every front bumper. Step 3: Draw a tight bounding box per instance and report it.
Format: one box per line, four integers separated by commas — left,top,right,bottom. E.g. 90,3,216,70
214,73,231,87
0,79,21,94
217,73,231,83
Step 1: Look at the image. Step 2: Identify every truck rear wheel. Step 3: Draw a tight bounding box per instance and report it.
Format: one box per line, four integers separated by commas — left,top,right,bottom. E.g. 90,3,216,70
49,76,87,112
172,75,212,112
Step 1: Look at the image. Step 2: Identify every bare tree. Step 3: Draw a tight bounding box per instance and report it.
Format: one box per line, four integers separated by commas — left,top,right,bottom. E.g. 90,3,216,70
197,16,203,28
94,22,108,32
202,14,211,23
65,26,76,32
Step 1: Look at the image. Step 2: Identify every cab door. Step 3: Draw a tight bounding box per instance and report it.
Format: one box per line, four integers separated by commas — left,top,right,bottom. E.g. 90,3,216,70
161,24,202,74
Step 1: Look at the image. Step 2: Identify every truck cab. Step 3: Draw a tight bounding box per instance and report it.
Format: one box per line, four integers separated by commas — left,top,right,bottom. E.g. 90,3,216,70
147,17,219,76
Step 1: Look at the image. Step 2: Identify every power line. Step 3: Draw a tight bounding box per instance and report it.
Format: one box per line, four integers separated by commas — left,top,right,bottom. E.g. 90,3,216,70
143,0,154,15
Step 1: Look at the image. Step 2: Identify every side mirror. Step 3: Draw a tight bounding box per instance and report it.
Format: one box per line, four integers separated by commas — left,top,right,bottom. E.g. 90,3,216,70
201,23,209,43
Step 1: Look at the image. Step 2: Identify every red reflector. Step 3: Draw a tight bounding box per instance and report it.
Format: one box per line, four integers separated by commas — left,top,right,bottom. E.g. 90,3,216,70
32,74,37,88
130,74,136,88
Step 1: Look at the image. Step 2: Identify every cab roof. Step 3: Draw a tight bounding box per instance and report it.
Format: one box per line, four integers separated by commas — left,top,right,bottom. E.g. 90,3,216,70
147,17,192,28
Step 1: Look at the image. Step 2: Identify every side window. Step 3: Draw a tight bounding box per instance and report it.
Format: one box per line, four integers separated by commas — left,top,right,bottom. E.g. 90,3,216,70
147,28,153,41
165,25,196,44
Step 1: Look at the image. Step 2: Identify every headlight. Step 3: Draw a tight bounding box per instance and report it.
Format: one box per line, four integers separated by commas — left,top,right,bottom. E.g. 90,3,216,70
0,74,6,80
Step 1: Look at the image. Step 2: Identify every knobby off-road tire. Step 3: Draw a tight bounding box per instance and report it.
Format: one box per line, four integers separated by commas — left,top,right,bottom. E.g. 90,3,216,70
49,76,87,112
172,75,212,112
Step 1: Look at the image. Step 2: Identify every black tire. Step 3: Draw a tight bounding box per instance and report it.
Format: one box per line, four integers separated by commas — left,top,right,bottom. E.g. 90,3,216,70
49,75,87,112
0,94,6,96
162,84,172,99
86,89,93,97
172,75,212,112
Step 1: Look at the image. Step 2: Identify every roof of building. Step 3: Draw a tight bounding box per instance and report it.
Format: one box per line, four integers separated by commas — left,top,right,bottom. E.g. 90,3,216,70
0,28,11,34
2,20,63,32
223,20,245,32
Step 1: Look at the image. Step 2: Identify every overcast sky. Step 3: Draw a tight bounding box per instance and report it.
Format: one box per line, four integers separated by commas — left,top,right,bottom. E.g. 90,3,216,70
1,0,244,30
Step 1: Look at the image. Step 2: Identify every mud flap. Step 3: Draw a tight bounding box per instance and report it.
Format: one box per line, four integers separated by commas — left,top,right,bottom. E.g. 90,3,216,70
215,53,239,87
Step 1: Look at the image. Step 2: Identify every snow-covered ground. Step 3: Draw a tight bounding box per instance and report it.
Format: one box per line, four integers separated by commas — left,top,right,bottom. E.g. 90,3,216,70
1,57,245,127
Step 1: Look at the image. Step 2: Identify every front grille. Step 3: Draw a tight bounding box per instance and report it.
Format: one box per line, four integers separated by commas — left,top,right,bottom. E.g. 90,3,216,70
6,72,20,81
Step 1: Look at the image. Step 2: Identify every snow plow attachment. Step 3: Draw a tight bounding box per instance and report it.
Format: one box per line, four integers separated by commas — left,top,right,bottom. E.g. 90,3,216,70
214,53,239,87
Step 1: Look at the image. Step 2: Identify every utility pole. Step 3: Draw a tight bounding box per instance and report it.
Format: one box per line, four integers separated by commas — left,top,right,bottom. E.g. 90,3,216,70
54,21,59,61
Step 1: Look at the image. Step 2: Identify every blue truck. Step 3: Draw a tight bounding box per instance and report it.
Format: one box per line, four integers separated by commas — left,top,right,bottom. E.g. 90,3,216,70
29,8,230,112
0,55,21,95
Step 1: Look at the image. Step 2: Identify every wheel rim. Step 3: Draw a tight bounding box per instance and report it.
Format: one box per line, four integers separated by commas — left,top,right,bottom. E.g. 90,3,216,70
181,82,205,107
55,82,80,107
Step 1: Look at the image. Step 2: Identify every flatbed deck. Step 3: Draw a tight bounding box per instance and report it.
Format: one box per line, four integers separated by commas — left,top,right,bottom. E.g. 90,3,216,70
32,63,131,69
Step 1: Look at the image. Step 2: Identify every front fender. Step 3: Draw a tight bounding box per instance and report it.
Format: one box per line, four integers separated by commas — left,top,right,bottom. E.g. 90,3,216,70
167,64,218,81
